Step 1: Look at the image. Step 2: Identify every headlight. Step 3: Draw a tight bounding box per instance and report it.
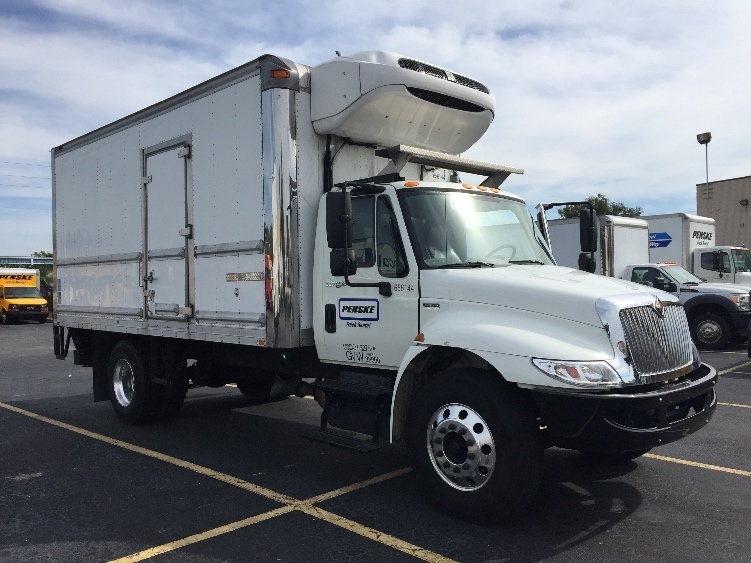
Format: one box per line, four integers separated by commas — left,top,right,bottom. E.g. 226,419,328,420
729,293,751,311
532,359,623,387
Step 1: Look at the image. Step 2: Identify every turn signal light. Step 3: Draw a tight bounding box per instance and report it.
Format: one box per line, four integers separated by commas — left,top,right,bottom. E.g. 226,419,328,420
404,181,420,187
414,333,425,342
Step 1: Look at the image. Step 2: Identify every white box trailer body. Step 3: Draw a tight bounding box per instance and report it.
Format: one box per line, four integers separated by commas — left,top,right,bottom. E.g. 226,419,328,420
52,50,717,523
547,215,649,278
643,213,751,287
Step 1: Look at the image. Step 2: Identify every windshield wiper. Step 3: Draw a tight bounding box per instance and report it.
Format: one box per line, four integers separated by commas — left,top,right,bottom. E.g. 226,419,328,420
508,260,545,265
435,261,495,269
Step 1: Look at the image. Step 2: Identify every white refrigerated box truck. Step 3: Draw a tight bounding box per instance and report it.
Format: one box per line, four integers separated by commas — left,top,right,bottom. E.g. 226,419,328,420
644,213,751,286
52,50,717,522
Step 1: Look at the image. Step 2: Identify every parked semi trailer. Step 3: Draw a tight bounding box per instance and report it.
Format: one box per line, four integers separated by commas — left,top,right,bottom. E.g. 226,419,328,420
52,50,717,522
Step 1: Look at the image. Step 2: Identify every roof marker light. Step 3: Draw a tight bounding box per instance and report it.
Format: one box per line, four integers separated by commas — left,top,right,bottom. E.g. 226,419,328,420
414,333,425,342
462,183,473,189
270,70,290,79
404,181,420,187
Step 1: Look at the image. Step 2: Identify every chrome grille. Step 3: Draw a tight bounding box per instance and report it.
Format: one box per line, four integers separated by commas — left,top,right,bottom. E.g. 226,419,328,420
619,302,693,380
398,58,491,94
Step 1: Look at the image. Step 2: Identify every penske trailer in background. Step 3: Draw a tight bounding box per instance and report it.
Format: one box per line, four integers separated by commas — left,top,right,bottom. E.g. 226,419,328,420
0,268,49,324
644,213,751,287
52,50,716,522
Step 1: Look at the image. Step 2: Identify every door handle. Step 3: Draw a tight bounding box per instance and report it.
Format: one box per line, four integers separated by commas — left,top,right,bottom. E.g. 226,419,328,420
143,271,155,283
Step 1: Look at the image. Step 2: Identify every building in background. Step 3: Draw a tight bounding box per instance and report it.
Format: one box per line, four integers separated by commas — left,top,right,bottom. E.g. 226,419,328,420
697,175,751,246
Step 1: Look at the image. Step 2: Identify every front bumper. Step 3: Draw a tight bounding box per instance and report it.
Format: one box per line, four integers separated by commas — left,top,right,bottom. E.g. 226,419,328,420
529,363,717,452
6,310,48,322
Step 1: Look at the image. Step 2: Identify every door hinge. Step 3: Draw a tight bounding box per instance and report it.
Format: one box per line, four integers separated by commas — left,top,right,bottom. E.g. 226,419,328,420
143,289,155,300
178,224,193,238
142,175,152,184
179,305,194,317
177,145,191,159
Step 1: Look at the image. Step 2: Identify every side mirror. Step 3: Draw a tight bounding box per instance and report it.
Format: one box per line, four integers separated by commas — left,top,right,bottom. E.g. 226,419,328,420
579,209,597,253
666,281,678,292
578,252,597,273
326,190,353,250
654,276,666,291
329,249,357,277
326,190,357,277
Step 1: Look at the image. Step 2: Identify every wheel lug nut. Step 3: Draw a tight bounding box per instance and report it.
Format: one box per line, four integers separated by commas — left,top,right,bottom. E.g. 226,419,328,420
442,461,450,468
434,437,442,444
448,423,456,431
467,453,475,460
466,439,475,446
459,428,466,435
439,428,447,434
462,463,470,470
436,450,444,457
452,467,460,473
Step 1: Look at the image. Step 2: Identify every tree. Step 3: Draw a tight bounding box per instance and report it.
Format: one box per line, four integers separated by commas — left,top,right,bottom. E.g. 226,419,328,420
32,251,54,286
557,194,643,219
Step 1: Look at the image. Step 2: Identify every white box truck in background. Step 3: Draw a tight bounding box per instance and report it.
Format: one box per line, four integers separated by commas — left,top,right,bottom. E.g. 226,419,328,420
548,214,751,349
52,50,717,522
644,213,751,286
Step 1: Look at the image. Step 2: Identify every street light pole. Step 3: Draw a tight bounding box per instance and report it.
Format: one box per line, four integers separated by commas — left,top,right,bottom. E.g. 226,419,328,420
697,132,712,192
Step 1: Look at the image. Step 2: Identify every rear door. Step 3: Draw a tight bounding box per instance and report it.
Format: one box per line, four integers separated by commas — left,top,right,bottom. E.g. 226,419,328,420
143,140,193,320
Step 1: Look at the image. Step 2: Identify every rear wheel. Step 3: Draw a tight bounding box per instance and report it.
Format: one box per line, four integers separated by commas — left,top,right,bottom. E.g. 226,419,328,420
406,369,543,523
108,341,163,425
690,312,730,350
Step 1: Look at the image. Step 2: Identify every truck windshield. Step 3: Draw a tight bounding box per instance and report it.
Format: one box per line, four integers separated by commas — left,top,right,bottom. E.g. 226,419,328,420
5,287,43,298
661,265,703,284
732,249,751,273
400,190,555,268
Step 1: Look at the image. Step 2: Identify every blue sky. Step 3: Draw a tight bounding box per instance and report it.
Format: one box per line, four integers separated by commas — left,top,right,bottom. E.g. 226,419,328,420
2,0,750,255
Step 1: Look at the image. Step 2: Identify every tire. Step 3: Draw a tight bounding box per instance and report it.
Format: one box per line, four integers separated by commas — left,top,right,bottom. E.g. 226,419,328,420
37,317,47,324
107,340,164,425
405,369,543,524
690,312,730,350
579,448,651,463
157,360,189,421
1,310,10,324
236,375,278,405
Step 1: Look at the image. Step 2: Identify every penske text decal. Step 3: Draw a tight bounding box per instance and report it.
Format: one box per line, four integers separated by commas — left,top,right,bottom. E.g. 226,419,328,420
338,298,379,321
0,274,37,287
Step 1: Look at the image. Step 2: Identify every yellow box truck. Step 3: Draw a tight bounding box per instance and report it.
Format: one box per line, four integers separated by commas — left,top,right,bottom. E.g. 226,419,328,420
0,268,49,324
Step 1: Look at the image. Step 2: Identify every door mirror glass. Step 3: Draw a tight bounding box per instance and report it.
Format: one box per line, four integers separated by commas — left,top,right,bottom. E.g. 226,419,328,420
326,190,353,250
579,209,597,253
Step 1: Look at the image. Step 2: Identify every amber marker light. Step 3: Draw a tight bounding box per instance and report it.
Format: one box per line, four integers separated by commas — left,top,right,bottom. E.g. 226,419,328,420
414,333,425,342
461,183,473,189
490,188,500,193
270,69,290,79
404,181,420,187
477,186,487,191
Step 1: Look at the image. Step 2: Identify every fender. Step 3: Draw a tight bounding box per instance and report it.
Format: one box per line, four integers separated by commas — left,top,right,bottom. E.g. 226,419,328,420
681,293,740,316
389,303,615,442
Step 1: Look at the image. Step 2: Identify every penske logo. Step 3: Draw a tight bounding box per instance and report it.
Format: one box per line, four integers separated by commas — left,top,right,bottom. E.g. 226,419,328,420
338,299,379,321
0,274,37,286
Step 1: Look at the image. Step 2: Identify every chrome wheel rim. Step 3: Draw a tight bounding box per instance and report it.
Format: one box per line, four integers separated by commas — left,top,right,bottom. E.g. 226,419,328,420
113,358,135,407
426,403,496,491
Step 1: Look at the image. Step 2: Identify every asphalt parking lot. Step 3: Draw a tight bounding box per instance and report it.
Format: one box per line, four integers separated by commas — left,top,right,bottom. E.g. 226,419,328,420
1,323,750,562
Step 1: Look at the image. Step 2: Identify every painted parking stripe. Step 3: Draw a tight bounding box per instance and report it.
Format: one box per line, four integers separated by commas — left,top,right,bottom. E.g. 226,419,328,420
718,361,751,375
644,453,751,477
718,402,751,409
0,402,449,563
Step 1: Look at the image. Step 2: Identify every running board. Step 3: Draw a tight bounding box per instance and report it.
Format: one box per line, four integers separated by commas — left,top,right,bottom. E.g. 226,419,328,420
299,429,379,453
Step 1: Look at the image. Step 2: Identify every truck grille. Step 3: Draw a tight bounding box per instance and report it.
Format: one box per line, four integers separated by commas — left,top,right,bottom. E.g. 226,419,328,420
398,58,491,94
619,302,693,380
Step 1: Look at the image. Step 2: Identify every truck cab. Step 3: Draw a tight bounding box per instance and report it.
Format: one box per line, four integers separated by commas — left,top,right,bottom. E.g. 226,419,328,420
0,269,49,324
692,245,751,287
624,262,751,349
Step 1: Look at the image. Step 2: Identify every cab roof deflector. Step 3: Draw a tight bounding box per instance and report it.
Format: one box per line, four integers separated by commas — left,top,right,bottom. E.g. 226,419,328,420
374,145,524,188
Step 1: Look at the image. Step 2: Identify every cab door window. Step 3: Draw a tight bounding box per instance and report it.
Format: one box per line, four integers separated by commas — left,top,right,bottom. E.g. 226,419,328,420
351,196,375,268
631,267,662,287
376,196,408,278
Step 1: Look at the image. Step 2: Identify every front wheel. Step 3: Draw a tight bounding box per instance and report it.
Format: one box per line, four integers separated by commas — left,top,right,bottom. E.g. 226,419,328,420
108,340,164,425
1,310,10,324
406,369,543,523
690,312,730,350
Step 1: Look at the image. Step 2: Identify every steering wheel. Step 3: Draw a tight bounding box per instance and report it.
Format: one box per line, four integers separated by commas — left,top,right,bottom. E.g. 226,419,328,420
484,244,517,261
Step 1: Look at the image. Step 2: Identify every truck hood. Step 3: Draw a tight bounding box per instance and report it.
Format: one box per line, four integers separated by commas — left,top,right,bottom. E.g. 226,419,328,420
420,265,660,327
681,281,751,295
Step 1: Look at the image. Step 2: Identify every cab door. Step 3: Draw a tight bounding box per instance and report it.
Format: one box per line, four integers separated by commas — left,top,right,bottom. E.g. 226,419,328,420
320,193,419,369
143,141,193,320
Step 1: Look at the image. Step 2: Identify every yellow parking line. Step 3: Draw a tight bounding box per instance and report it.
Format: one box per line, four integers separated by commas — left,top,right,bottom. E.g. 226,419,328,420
718,361,751,375
644,453,751,477
0,402,294,505
718,402,751,409
299,505,456,563
109,506,297,563
0,402,445,563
